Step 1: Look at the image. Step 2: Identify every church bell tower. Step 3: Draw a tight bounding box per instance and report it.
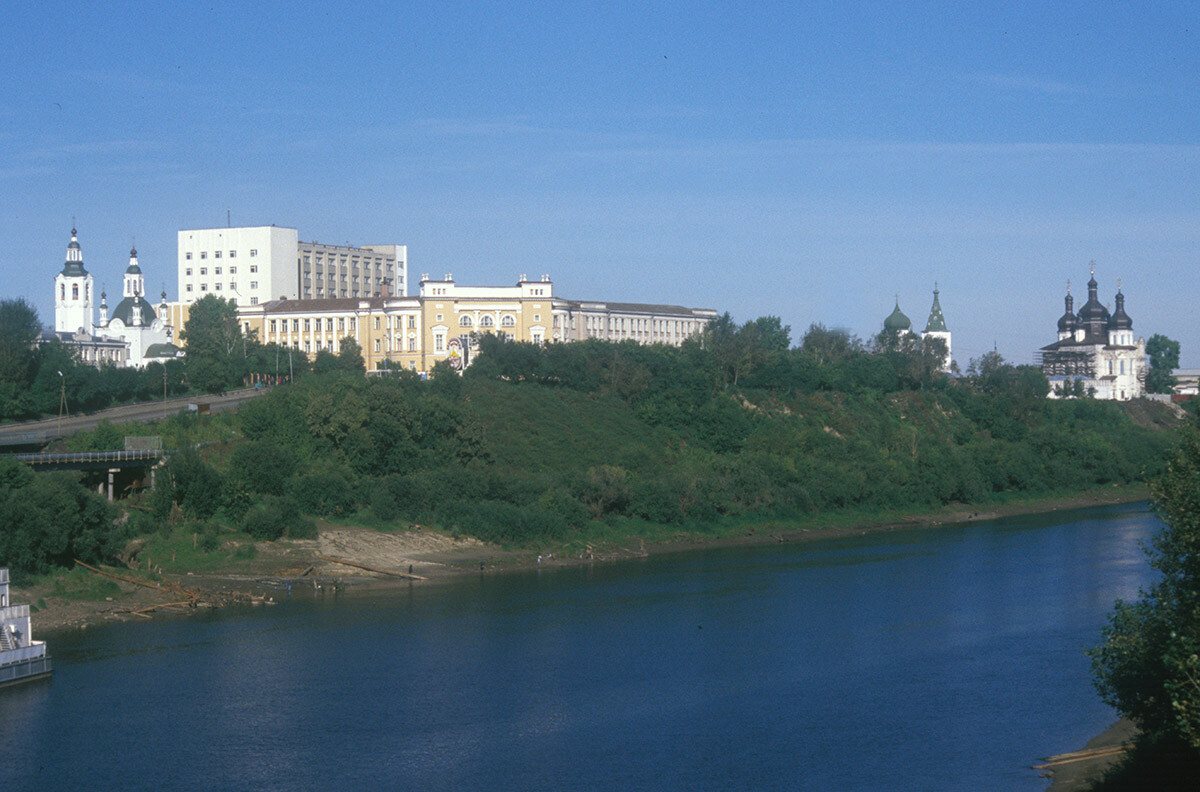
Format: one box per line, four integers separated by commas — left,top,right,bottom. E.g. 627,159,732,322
54,225,94,335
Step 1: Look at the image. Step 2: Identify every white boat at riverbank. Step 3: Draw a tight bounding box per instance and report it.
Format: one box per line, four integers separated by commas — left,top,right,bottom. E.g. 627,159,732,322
0,568,51,687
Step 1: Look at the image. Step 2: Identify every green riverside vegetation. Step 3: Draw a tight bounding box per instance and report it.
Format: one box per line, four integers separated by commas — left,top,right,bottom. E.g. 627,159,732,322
0,315,1174,577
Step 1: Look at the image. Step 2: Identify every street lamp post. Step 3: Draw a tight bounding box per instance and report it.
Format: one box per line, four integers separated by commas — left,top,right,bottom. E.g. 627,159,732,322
56,370,66,438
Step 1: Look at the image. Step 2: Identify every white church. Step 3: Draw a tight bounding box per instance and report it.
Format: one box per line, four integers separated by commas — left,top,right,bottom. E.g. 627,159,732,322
51,227,180,368
1038,269,1145,401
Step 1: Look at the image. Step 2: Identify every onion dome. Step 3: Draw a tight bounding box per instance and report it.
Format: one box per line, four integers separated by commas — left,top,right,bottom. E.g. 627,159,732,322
61,226,88,277
884,299,912,332
1075,267,1110,335
924,286,948,333
110,294,157,326
126,245,142,275
1109,288,1133,331
1057,290,1077,333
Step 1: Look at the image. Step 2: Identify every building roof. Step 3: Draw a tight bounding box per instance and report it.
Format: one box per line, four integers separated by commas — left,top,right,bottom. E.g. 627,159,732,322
565,299,715,317
258,297,389,314
38,329,126,348
110,295,158,327
60,227,88,278
144,343,182,358
923,288,947,333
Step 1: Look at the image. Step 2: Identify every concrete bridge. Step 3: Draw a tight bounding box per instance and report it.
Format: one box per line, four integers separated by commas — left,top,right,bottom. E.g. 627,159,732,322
5,449,172,500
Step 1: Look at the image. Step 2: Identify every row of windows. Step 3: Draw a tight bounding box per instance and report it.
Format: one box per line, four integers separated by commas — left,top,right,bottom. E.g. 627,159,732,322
185,281,258,293
301,255,387,267
458,314,518,328
185,249,257,260
185,265,258,276
269,317,360,333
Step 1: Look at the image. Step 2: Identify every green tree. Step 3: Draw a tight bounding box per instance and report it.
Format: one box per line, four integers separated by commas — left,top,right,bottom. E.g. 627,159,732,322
1091,424,1200,752
0,298,40,386
800,324,860,365
1146,334,1181,394
180,295,243,393
337,337,365,373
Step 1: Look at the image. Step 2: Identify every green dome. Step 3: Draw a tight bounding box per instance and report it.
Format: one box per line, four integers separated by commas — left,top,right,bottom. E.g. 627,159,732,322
884,302,912,332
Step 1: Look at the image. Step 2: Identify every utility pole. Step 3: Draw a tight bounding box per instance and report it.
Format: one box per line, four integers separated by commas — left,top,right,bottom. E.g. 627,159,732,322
163,364,168,418
57,370,66,438
288,348,293,383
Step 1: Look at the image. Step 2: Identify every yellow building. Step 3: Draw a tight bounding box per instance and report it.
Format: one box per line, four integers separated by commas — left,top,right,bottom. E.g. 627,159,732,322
173,274,716,376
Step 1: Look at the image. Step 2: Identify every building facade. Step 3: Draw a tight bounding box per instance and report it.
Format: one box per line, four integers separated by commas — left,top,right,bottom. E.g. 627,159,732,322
1038,270,1145,401
233,273,717,375
177,226,407,307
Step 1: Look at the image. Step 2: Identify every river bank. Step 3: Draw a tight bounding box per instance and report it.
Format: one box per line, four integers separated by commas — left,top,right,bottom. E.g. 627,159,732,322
19,484,1151,637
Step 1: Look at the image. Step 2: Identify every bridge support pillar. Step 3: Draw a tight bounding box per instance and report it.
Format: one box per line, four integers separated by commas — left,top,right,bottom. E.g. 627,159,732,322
107,469,116,501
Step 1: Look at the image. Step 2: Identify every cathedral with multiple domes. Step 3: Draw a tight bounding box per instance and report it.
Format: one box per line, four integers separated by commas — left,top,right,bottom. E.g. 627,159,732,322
882,287,952,372
50,227,180,368
1038,268,1144,401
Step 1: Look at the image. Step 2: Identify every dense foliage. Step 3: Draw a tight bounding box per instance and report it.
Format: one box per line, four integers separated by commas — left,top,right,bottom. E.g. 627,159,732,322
1146,334,1181,395
1,312,1174,575
1091,422,1200,779
111,317,1168,552
0,459,117,574
0,298,189,420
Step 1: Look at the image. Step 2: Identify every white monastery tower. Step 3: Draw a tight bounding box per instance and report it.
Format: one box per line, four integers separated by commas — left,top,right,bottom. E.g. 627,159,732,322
54,226,94,335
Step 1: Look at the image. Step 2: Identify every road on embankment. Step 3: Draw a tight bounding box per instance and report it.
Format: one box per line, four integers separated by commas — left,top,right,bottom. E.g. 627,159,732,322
0,388,268,444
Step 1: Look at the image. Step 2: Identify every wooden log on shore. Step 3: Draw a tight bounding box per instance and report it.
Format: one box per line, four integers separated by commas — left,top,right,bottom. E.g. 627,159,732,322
75,559,176,594
74,559,200,602
1031,743,1130,769
122,600,195,616
316,555,426,580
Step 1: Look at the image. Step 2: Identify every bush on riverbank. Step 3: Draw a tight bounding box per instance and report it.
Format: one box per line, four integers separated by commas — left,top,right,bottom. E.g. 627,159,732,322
1090,422,1200,780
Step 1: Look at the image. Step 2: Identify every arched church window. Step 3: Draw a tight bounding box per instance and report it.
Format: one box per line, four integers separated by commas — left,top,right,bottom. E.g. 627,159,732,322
501,315,516,327
480,315,495,327
459,315,473,327
72,284,79,299
60,284,65,300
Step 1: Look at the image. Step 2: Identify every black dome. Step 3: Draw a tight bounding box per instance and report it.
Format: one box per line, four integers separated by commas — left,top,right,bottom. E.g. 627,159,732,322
1109,291,1132,331
1057,292,1077,333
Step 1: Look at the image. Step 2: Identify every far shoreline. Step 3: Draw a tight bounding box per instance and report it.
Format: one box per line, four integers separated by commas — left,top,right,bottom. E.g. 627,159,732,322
25,484,1152,637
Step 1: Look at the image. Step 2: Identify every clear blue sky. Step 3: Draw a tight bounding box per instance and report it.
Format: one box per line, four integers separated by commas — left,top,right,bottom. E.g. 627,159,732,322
3,2,1199,366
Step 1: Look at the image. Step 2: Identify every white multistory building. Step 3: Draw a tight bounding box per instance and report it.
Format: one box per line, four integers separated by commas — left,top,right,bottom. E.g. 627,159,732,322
177,226,407,307
1039,268,1145,401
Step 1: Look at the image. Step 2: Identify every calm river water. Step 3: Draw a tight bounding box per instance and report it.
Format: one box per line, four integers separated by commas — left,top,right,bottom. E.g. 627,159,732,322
0,502,1159,791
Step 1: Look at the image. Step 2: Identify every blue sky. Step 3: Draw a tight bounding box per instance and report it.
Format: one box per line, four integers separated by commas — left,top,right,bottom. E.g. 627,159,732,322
3,2,1199,365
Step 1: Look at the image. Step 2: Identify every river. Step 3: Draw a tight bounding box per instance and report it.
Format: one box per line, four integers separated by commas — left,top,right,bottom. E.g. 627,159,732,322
0,502,1158,791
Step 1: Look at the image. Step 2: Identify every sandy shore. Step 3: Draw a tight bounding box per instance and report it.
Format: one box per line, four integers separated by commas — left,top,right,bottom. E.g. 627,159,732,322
1039,719,1136,791
21,485,1150,637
